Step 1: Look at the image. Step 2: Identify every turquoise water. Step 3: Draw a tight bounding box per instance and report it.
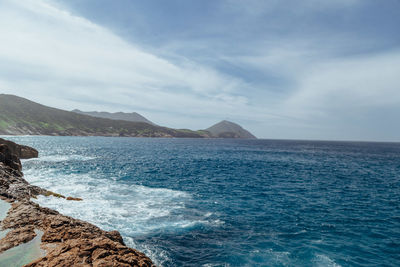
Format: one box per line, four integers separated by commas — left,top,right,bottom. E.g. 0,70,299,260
0,229,45,267
4,136,400,266
0,200,11,221
0,200,45,266
0,199,11,241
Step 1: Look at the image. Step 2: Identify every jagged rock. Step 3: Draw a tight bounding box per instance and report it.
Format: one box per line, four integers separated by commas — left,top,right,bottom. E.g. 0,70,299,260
66,196,83,201
0,144,22,176
0,138,38,159
0,141,155,266
0,163,47,200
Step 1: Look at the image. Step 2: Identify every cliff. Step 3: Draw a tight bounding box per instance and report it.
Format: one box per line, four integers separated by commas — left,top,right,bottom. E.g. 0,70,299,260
0,140,155,266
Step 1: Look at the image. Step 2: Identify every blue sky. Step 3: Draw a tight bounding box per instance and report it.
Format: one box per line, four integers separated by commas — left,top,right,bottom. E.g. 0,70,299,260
0,0,399,140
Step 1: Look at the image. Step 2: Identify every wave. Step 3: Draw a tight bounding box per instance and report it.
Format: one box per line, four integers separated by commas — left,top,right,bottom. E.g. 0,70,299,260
27,170,194,235
23,166,219,266
23,154,96,162
125,236,172,267
313,254,342,267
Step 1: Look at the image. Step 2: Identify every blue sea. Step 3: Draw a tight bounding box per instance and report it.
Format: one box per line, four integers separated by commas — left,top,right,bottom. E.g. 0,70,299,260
3,136,400,266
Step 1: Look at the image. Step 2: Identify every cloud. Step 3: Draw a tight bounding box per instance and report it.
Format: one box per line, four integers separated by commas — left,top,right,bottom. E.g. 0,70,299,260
286,50,400,118
222,0,363,17
0,0,253,128
220,37,400,140
0,0,398,140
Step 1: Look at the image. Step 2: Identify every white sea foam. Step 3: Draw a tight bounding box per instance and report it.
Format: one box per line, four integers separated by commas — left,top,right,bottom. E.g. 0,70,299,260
264,249,291,266
23,154,96,162
202,264,230,267
237,249,292,267
125,236,172,267
313,254,342,267
28,171,193,235
23,164,218,266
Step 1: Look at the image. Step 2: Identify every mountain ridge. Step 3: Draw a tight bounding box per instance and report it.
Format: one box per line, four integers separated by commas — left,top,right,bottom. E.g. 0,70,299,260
72,109,156,125
0,94,204,137
0,94,256,139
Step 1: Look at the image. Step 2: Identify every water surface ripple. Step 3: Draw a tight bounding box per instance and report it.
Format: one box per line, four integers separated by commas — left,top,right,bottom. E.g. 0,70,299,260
4,136,400,266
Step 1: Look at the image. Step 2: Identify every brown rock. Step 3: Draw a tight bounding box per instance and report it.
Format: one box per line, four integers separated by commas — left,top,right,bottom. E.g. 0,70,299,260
66,196,83,201
0,140,155,266
0,199,155,267
0,225,37,253
0,144,22,174
0,138,38,159
0,167,48,201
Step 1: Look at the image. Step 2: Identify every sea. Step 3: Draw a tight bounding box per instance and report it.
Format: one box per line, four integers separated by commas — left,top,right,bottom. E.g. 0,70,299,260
3,136,400,266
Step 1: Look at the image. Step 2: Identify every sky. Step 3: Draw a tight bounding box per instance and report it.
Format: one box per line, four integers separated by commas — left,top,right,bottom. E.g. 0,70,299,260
0,0,399,141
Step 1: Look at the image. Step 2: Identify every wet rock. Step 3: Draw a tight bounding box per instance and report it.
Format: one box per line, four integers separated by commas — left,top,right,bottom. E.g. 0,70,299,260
66,196,83,201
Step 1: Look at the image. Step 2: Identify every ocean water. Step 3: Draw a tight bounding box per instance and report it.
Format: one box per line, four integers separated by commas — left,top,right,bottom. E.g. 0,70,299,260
3,136,400,266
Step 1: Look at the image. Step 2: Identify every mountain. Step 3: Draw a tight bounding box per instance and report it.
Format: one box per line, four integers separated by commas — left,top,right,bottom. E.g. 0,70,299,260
206,120,256,139
0,94,207,138
0,94,256,139
72,110,156,125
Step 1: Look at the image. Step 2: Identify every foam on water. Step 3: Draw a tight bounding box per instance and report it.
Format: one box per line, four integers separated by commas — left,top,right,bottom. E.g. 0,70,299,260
23,154,96,163
125,236,172,266
23,154,217,265
26,169,207,235
7,136,400,266
313,254,342,267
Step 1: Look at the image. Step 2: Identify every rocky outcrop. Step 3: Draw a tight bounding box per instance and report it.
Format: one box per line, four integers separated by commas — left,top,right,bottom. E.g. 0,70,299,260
0,138,39,159
0,144,23,177
0,160,46,200
0,140,155,266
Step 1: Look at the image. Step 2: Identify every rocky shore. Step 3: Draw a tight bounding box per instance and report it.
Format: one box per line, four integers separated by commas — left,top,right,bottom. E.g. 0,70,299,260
0,138,155,266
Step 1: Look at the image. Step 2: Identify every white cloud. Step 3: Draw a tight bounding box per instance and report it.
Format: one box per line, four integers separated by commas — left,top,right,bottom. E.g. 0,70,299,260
220,39,400,140
0,0,398,141
285,50,400,118
0,0,253,129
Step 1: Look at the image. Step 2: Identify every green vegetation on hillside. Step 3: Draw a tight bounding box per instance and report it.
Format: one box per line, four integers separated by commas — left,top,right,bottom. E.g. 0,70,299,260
0,94,256,138
0,94,210,138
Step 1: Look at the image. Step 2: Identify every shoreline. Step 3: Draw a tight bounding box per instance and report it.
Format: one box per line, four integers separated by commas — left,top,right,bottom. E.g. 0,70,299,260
0,138,155,266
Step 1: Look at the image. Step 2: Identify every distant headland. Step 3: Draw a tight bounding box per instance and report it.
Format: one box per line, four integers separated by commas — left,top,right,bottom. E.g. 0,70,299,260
0,94,256,139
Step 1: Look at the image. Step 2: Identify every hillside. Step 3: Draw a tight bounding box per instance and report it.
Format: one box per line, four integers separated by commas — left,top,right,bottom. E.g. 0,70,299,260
72,110,156,125
0,94,207,138
206,120,256,139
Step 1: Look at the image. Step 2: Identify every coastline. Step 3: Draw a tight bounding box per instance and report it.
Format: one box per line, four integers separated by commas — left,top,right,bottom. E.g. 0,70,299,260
0,139,155,266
